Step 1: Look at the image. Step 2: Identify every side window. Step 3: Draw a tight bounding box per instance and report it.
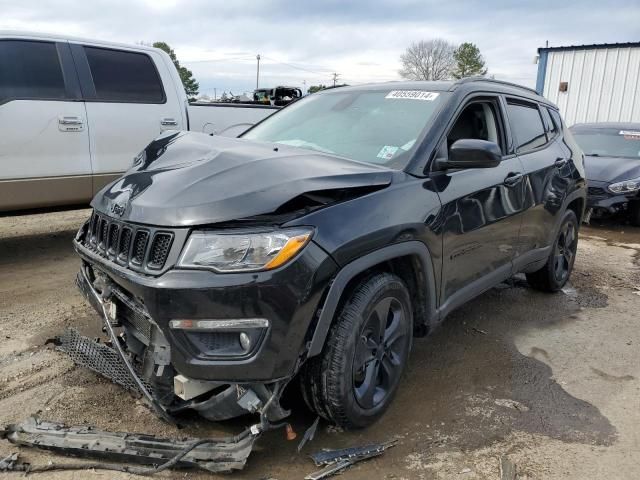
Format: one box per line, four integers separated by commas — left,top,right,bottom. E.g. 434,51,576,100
447,101,503,154
506,101,547,153
83,46,165,103
0,40,67,102
540,106,557,137
548,108,563,132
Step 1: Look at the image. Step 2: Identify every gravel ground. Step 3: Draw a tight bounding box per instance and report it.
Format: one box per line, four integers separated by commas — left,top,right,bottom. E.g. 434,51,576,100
0,208,639,479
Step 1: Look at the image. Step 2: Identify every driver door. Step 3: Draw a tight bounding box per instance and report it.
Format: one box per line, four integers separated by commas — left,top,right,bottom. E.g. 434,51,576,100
434,96,526,315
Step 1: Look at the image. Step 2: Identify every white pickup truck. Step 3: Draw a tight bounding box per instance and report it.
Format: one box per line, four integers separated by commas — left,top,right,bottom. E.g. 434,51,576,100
0,31,278,212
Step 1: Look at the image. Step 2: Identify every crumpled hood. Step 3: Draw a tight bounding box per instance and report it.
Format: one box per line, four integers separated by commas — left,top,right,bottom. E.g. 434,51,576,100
92,131,393,226
584,155,640,183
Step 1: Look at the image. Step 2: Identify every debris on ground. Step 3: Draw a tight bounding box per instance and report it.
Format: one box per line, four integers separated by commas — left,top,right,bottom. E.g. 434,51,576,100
471,327,488,335
298,417,321,452
1,416,257,474
499,456,517,480
494,398,530,412
305,441,396,479
0,453,19,472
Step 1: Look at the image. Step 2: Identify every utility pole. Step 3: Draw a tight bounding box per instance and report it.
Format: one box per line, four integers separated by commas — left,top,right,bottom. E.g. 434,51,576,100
256,54,261,89
332,72,339,87
214,88,217,101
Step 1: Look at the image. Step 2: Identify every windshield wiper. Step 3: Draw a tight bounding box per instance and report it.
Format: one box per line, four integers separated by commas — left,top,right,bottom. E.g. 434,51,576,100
276,139,335,154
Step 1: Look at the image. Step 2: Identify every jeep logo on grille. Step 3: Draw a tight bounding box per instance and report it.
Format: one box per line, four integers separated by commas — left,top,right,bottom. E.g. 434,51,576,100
111,203,126,217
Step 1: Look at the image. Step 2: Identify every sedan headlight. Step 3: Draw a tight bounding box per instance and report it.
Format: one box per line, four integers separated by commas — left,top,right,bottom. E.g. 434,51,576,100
608,178,640,194
177,228,313,272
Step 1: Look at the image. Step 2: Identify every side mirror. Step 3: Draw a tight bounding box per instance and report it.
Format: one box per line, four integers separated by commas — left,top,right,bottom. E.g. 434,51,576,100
439,139,502,169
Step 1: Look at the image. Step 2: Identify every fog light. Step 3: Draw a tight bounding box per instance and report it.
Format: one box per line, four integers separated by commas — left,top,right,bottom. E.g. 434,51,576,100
239,332,251,352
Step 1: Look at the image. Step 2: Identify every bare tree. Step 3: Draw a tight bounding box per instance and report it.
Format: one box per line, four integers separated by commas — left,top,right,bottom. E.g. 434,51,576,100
399,39,457,81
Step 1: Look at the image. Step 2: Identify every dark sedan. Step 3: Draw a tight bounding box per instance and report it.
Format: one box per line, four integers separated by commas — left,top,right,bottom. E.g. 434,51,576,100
571,122,640,225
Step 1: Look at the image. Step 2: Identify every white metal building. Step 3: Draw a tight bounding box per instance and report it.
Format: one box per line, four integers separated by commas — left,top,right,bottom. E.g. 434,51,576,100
536,42,640,126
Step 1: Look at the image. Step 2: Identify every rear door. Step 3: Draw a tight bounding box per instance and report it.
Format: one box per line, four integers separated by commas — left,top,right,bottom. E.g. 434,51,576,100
505,99,572,265
0,38,92,211
70,43,184,194
435,95,526,315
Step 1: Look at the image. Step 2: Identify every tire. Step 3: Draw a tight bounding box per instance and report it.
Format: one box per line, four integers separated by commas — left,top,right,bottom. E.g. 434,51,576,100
629,201,640,227
300,273,413,429
526,210,579,292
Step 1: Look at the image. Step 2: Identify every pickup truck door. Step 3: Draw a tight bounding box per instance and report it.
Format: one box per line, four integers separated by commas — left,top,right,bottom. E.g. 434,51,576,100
0,39,92,211
70,44,185,195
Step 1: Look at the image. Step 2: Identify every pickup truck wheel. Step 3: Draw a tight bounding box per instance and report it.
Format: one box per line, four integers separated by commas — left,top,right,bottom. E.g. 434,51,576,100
300,273,413,429
526,210,578,292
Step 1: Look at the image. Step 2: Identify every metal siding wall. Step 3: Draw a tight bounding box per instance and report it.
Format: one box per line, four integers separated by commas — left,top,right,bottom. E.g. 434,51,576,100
542,46,640,125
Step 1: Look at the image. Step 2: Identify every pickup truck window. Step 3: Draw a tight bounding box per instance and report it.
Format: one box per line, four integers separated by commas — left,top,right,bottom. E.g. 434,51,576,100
84,46,165,104
242,89,445,167
0,40,66,103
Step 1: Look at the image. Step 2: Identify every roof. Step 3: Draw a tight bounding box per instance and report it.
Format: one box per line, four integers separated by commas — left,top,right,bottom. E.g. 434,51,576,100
571,122,640,130
318,78,548,104
0,30,160,53
538,42,640,54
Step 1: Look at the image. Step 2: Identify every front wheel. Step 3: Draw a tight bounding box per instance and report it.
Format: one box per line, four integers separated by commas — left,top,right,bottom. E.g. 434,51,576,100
300,273,413,429
526,210,579,292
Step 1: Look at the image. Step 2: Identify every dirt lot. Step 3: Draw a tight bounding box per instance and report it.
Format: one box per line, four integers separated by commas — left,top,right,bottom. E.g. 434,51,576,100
1,209,639,479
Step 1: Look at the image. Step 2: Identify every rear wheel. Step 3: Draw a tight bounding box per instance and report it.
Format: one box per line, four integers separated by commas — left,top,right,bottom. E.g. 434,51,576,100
300,273,413,429
526,210,579,292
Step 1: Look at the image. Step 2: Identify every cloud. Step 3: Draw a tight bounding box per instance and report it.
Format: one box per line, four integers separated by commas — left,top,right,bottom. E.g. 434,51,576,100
1,0,639,95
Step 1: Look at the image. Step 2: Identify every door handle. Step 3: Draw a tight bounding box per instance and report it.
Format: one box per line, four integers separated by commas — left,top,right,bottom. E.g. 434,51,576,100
504,173,524,187
554,158,568,168
58,116,83,126
160,117,178,126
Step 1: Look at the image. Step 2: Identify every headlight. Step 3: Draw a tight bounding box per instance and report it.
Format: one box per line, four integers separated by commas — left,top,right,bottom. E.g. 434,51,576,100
608,178,640,194
177,228,313,272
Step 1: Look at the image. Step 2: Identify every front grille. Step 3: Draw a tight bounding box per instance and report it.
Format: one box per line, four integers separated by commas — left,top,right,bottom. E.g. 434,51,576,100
148,233,173,269
107,224,120,254
132,230,150,264
118,227,133,260
99,218,108,249
588,186,608,197
83,211,175,274
57,327,153,394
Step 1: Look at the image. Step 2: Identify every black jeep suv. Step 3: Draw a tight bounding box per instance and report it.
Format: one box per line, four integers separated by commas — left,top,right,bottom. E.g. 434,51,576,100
72,78,586,430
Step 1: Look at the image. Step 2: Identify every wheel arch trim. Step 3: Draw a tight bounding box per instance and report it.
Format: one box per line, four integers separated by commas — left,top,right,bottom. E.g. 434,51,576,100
307,241,437,357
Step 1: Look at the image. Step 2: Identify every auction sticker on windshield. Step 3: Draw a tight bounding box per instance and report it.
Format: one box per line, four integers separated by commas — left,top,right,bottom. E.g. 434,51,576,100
620,130,640,139
385,90,439,101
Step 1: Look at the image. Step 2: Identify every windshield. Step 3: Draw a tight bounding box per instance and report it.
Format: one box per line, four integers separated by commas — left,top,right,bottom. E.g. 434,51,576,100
242,89,446,168
572,128,640,159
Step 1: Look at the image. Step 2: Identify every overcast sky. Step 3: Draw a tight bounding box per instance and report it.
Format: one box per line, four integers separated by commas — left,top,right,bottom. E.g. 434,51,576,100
2,0,639,97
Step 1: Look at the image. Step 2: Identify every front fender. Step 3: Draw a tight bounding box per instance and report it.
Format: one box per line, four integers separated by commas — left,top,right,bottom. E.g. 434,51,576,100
307,241,438,357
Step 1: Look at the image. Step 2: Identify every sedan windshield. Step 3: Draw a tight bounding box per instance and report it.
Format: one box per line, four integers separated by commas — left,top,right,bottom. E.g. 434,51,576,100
572,128,640,159
242,89,446,168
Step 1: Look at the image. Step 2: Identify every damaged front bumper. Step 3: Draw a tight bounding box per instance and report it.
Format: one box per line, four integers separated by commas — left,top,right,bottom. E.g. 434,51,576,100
67,263,291,425
587,180,638,216
1,417,256,473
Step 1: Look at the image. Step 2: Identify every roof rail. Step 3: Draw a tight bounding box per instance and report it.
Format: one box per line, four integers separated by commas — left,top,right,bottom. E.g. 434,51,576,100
453,76,539,95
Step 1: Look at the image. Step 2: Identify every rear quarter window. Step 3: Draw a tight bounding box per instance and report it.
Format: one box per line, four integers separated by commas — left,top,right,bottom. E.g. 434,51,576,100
506,101,547,153
0,40,67,102
83,46,165,103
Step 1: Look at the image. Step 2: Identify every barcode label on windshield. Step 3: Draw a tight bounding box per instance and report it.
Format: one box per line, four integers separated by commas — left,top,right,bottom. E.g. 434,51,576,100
619,130,640,138
385,90,439,101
